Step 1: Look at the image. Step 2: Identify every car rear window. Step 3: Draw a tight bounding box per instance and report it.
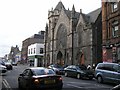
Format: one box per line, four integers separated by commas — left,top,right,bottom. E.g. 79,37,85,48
33,69,55,75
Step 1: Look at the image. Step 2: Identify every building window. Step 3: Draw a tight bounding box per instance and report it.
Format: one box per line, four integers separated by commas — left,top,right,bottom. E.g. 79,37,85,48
117,47,120,60
111,2,118,12
34,48,35,54
29,49,30,54
31,48,32,54
112,20,119,37
40,48,43,54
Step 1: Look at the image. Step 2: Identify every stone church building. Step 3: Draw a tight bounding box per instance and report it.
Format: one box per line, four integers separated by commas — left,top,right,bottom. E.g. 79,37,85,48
44,1,102,67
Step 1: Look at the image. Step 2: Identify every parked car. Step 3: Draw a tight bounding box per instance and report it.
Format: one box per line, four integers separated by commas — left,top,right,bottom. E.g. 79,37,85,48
4,62,13,70
0,64,7,74
18,67,63,90
0,60,5,66
48,64,64,74
95,62,120,84
64,65,94,79
12,62,17,66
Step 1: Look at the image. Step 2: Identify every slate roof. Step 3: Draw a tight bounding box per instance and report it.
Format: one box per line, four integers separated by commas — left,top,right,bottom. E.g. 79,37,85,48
87,8,102,23
65,10,80,20
54,1,101,24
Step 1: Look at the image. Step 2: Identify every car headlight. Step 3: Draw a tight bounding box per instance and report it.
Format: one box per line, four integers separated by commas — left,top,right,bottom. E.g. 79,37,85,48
34,79,40,84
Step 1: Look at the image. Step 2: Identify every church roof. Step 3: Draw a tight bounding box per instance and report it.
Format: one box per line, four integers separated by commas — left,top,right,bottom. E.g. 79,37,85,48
87,8,101,23
65,10,80,20
53,1,101,24
54,1,65,11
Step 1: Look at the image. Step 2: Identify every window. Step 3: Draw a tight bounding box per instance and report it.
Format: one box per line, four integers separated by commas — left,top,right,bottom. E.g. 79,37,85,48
97,64,104,70
28,49,30,54
113,65,119,72
23,69,30,76
40,48,43,54
34,48,35,54
31,48,32,54
112,21,119,37
111,2,118,12
104,64,113,71
117,47,120,60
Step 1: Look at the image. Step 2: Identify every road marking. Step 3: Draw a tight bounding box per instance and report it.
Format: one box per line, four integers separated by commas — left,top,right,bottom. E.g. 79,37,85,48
67,83,83,88
68,81,89,84
2,79,11,89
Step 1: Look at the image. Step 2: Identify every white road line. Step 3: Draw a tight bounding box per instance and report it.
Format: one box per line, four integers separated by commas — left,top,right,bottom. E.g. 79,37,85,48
67,83,83,88
3,79,11,88
68,81,89,85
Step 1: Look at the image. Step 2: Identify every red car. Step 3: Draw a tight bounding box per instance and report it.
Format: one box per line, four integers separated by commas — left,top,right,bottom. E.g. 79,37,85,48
18,67,63,90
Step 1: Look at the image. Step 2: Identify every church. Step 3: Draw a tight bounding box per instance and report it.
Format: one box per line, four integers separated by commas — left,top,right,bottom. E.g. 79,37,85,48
44,1,102,67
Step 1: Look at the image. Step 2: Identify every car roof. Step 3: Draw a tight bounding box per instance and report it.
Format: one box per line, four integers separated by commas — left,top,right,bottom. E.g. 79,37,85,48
27,67,51,71
98,62,120,65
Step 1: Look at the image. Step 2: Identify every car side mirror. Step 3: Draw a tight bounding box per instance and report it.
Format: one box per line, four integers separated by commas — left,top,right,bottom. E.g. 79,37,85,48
20,74,24,76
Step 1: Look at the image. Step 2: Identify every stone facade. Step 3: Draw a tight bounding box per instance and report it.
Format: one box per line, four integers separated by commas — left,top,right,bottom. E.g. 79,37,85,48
44,1,102,67
102,1,120,63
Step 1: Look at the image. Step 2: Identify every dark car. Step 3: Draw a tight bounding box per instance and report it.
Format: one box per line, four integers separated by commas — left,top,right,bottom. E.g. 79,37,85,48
5,62,13,70
64,65,94,79
48,64,64,74
18,67,63,90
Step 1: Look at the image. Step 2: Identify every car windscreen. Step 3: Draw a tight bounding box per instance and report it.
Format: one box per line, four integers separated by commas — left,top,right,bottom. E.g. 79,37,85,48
78,66,87,70
54,65,63,68
33,69,55,75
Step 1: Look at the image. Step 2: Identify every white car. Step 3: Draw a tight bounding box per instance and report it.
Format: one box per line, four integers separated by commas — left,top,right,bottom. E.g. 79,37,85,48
0,64,7,74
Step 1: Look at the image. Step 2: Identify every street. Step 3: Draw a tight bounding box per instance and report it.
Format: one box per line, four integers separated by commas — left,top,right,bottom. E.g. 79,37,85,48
1,64,115,90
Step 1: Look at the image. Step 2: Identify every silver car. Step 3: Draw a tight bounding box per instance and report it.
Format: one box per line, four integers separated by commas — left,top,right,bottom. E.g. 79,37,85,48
95,62,120,84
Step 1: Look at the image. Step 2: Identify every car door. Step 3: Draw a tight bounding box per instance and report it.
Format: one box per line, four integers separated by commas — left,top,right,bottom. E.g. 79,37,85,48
71,66,78,77
20,69,31,88
112,64,120,83
103,64,113,82
65,66,73,76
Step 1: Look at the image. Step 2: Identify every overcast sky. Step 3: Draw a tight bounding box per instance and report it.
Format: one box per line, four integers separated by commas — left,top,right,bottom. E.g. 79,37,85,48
0,0,101,57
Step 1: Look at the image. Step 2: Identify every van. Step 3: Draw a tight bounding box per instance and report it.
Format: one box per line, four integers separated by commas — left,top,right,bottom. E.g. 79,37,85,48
95,62,120,84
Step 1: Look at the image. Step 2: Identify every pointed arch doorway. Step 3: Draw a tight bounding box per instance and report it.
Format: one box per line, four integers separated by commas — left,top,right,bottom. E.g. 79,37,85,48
57,51,64,65
80,54,85,65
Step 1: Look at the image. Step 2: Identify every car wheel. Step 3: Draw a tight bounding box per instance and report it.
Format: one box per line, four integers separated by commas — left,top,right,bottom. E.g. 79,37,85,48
65,72,68,77
97,76,103,83
77,73,81,79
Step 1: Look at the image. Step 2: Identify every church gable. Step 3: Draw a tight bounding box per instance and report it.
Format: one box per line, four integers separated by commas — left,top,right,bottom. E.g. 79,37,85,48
77,12,90,28
54,1,65,11
54,8,70,36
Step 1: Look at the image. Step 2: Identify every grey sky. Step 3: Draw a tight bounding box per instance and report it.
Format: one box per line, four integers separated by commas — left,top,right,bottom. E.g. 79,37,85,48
0,0,101,57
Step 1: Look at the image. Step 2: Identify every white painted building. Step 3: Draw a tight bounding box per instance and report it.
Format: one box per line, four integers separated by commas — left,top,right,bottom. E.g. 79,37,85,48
28,43,44,67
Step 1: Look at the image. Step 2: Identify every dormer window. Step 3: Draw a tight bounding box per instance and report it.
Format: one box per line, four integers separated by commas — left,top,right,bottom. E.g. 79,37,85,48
111,2,118,12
